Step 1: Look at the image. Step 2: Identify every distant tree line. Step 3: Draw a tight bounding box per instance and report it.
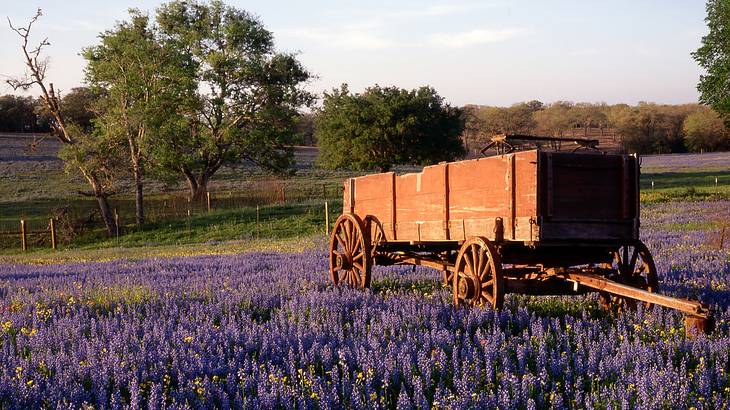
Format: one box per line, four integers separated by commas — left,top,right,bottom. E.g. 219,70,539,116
461,101,730,155
0,95,50,133
6,94,729,156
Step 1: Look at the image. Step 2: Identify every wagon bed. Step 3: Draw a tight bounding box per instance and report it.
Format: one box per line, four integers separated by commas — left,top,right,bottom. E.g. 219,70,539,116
344,149,638,245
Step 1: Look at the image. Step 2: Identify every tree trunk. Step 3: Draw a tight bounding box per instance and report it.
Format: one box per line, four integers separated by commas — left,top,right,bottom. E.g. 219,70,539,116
181,170,208,202
85,176,117,236
95,194,118,237
134,167,144,227
131,149,144,227
181,165,213,202
192,174,210,202
78,167,117,237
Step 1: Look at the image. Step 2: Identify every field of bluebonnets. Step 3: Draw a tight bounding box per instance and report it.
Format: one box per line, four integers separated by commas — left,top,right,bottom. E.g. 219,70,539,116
0,157,729,408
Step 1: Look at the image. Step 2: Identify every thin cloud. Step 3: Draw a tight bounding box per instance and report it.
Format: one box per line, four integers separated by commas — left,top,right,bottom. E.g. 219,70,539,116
430,28,526,48
320,1,503,25
281,27,396,50
568,48,599,57
392,3,479,18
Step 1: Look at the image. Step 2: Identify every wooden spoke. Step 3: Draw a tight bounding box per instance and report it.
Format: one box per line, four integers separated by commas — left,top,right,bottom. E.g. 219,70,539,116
335,232,347,249
344,220,353,251
329,214,372,289
477,248,487,280
602,240,659,311
463,250,475,277
453,236,503,310
352,237,362,254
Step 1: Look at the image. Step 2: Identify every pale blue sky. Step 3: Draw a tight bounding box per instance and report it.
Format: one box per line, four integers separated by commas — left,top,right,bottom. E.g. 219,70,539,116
1,0,708,106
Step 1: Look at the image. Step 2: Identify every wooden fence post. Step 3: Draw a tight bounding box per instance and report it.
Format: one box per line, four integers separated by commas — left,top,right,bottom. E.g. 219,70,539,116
324,201,329,236
20,220,26,251
114,208,120,243
187,197,192,237
49,218,56,250
256,205,260,240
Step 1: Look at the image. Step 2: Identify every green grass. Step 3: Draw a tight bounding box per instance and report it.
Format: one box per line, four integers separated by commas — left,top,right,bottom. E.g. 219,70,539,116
75,200,341,249
0,199,341,255
640,185,730,204
639,170,730,203
641,171,730,189
371,278,445,296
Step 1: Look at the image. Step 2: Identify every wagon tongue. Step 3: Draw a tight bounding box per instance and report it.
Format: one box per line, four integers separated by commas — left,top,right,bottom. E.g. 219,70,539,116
564,270,714,336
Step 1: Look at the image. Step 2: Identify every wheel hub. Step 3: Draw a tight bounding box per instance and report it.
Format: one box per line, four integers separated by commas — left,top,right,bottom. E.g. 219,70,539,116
458,275,479,300
335,252,352,271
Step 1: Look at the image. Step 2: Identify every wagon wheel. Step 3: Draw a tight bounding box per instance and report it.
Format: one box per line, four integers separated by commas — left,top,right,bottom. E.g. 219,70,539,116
329,214,372,288
363,215,386,259
599,241,658,311
453,237,504,309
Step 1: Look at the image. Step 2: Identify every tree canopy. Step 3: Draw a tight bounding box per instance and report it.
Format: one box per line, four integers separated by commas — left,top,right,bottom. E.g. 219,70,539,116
83,9,195,224
693,0,730,120
154,0,313,199
316,84,465,172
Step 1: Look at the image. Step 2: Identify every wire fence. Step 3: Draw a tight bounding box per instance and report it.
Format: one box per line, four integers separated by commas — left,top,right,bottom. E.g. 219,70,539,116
0,179,344,251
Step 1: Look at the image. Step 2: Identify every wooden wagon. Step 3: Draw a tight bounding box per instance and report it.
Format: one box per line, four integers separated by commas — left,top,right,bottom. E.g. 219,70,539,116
328,135,713,335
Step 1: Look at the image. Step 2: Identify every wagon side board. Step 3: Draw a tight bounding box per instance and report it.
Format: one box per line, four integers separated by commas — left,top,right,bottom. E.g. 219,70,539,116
344,150,540,243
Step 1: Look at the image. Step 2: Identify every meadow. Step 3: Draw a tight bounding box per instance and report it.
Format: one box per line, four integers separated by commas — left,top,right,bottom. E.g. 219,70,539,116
0,200,727,408
0,149,728,407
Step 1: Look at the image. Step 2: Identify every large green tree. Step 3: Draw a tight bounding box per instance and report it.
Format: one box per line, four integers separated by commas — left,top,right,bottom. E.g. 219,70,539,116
316,84,465,172
693,0,730,120
84,10,195,226
154,0,313,200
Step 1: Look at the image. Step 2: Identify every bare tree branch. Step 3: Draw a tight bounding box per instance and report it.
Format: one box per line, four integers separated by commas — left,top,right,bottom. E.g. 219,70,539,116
6,8,72,144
